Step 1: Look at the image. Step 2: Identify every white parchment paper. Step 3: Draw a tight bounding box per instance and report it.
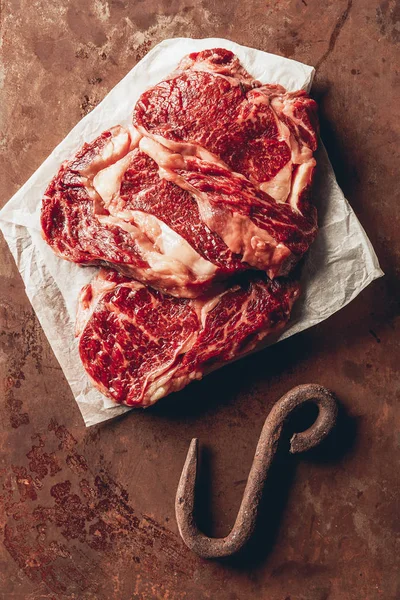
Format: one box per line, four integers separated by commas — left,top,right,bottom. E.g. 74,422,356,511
0,38,383,426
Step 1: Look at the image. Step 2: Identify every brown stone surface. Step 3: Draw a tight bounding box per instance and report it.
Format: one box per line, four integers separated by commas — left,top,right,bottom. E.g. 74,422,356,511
0,1,399,598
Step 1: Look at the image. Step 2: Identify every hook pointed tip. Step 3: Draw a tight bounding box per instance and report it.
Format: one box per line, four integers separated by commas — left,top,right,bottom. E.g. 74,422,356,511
180,438,199,482
185,438,198,460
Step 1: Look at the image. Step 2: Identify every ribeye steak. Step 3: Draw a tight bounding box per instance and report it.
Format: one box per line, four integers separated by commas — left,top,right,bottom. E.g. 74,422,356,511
41,126,242,297
76,269,299,407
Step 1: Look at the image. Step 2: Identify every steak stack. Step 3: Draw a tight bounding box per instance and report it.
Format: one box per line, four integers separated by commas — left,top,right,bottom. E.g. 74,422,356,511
41,49,319,407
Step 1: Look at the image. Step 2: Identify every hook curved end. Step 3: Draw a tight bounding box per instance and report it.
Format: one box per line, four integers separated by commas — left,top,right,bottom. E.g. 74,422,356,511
175,437,245,559
285,384,338,454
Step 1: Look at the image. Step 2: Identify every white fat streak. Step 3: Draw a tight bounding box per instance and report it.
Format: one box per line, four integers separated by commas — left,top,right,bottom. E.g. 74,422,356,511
286,159,316,210
270,96,315,212
125,210,217,279
139,136,185,169
96,213,140,235
138,128,228,168
128,125,143,149
93,150,136,208
259,161,293,203
269,96,314,166
79,125,131,178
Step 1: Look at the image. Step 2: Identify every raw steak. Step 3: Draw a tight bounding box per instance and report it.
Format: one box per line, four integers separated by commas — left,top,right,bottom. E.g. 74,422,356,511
42,48,319,293
133,47,319,276
76,269,299,407
41,126,243,297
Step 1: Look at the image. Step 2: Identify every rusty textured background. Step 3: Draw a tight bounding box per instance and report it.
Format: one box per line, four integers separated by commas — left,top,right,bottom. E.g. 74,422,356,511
0,1,399,598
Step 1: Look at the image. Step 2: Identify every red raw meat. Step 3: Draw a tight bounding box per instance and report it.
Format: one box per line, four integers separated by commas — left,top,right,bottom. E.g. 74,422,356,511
133,48,318,275
76,269,299,407
40,47,319,407
41,126,240,297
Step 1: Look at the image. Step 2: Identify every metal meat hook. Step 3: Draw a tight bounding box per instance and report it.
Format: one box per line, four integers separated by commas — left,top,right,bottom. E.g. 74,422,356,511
175,384,337,559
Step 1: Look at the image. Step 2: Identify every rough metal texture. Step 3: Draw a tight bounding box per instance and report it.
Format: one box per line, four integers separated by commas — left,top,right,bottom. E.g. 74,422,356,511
176,385,338,558
0,1,399,598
